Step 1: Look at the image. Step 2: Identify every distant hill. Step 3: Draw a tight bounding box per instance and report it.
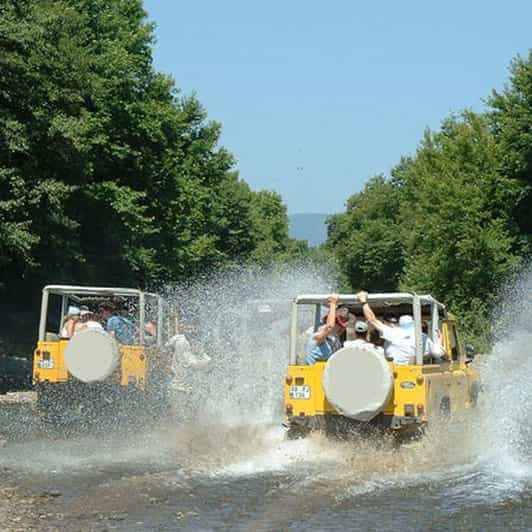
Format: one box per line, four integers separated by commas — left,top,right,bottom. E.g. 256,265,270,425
289,213,329,247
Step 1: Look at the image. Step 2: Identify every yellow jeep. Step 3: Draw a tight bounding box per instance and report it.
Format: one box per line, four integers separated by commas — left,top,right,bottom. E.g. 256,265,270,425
284,292,480,439
33,285,176,422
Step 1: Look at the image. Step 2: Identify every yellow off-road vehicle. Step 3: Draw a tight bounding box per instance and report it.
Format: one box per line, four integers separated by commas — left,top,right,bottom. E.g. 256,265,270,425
33,285,176,423
284,293,480,439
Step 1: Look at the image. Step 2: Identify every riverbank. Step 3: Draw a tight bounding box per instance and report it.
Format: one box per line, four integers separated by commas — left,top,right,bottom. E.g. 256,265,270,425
0,473,42,532
0,393,38,530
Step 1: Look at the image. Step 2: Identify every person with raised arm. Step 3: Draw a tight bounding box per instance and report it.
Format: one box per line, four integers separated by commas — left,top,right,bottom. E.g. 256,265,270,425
357,291,446,365
305,293,349,365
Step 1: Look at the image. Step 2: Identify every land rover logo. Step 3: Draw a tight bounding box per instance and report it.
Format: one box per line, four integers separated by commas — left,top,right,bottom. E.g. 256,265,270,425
400,381,416,389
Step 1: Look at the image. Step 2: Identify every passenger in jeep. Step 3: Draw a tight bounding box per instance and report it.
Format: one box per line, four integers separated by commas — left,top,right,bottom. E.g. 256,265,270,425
100,302,136,345
74,308,104,333
357,291,446,365
344,320,372,348
306,294,347,365
61,306,80,338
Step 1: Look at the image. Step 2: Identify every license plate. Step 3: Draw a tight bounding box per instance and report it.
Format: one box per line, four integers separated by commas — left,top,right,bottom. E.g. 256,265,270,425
38,359,55,369
289,385,311,399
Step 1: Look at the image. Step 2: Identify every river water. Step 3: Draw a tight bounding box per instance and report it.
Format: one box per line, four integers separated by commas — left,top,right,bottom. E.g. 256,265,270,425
2,405,532,530
1,267,532,530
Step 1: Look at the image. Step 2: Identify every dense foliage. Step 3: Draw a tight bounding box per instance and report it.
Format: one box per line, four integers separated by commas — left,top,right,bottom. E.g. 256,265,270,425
0,0,303,351
326,52,532,347
1,0,531,354
0,1,301,289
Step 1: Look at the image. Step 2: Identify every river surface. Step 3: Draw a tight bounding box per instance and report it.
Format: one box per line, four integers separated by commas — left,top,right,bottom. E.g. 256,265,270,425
1,360,531,532
2,270,532,530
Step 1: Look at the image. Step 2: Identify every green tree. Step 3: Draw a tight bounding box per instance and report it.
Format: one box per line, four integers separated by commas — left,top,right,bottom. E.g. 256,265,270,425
395,112,525,345
488,51,532,239
0,0,160,291
326,175,404,291
0,0,300,353
249,190,292,261
396,112,523,306
0,0,299,298
326,111,526,347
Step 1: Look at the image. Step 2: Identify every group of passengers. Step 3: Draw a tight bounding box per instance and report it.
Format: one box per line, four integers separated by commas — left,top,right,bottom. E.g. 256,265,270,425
61,305,104,337
306,291,447,366
61,302,155,345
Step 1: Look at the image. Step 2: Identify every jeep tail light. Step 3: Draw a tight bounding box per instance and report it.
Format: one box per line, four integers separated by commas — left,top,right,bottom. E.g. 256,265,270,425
286,403,293,415
416,375,424,385
404,404,415,416
417,403,425,415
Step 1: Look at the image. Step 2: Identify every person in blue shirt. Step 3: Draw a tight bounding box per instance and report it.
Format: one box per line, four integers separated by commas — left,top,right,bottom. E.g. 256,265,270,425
99,302,137,345
306,294,349,365
106,315,136,344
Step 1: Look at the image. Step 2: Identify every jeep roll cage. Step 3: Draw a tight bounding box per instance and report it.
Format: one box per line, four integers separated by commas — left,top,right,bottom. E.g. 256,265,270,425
38,285,167,347
289,292,447,366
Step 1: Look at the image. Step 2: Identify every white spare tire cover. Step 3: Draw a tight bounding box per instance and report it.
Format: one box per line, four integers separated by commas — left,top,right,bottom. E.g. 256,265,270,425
322,345,394,421
64,329,121,383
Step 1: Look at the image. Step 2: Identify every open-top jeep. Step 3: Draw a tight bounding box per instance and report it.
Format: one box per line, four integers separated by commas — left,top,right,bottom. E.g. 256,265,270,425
284,292,480,439
33,285,176,423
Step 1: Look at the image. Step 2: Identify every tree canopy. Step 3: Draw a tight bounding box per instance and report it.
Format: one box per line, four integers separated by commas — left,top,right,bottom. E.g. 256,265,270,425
327,54,532,347
1,0,531,353
0,0,305,352
0,0,303,298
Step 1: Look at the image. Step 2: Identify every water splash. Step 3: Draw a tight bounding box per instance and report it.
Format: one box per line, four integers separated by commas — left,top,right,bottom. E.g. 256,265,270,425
184,262,532,502
160,263,334,424
473,266,532,484
5,261,532,513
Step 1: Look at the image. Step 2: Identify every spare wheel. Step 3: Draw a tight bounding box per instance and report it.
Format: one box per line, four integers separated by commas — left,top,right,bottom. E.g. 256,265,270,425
64,329,121,383
322,345,394,422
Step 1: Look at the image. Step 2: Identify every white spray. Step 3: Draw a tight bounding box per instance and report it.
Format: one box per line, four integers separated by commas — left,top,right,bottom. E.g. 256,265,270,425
474,266,532,481
161,263,335,425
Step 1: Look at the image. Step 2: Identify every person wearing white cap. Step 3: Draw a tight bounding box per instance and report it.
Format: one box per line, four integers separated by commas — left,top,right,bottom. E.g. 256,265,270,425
61,306,81,338
399,315,446,361
74,308,104,333
356,291,446,365
344,320,371,348
381,312,399,357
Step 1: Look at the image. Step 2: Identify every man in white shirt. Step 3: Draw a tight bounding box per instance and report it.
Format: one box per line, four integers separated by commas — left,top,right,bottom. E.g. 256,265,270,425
356,291,446,365
74,309,104,333
382,312,399,358
344,320,371,347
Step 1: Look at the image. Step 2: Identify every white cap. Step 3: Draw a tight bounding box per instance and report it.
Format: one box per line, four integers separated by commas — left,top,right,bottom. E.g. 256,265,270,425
399,315,414,329
354,320,368,333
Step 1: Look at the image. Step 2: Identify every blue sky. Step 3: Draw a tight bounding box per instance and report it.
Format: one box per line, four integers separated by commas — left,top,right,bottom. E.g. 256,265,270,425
143,1,531,215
